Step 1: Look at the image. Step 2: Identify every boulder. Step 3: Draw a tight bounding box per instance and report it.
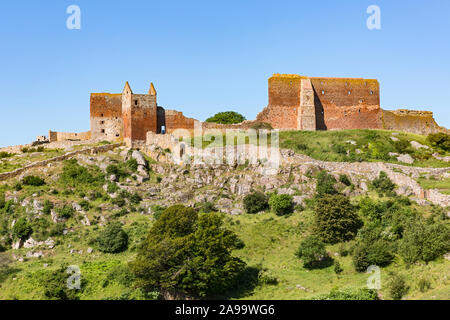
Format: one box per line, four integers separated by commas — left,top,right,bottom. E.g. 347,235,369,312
397,154,414,164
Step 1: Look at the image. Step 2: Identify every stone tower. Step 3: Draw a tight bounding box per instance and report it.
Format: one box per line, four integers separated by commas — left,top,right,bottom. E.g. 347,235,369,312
122,82,158,147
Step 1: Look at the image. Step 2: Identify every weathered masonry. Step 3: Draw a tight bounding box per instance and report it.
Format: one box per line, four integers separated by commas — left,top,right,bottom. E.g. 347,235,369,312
46,74,448,146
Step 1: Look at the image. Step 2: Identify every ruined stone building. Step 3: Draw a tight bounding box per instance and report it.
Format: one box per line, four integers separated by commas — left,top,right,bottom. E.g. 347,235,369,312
47,74,447,146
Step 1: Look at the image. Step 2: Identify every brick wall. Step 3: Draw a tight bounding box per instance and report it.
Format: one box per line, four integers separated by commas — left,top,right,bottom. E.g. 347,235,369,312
382,109,449,135
310,77,382,130
165,110,200,133
90,93,123,141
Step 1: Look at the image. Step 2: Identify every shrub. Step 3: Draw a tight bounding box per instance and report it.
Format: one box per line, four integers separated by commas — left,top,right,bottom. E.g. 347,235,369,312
296,235,328,269
388,273,409,300
126,158,138,172
130,193,142,205
371,171,396,197
107,182,119,194
205,111,246,124
22,175,45,186
151,205,166,220
13,182,22,191
79,200,90,211
427,133,450,151
316,171,337,197
313,194,362,244
111,195,126,207
97,222,129,253
59,159,103,187
0,152,14,158
269,194,294,216
334,261,343,274
398,219,450,264
0,192,5,209
196,201,217,213
243,192,268,214
12,218,32,240
418,277,431,293
42,264,83,300
49,223,66,237
130,205,246,297
339,174,352,186
56,205,74,219
257,268,278,285
42,200,53,215
352,240,395,272
314,288,378,300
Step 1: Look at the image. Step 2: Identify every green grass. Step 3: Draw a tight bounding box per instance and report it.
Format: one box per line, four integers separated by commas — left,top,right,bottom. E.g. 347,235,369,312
417,176,450,195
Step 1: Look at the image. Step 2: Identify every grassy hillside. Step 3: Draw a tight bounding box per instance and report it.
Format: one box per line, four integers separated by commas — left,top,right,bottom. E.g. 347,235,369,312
0,140,449,300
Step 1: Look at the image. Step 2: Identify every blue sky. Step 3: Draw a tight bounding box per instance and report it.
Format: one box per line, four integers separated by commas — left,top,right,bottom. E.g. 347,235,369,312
0,0,449,147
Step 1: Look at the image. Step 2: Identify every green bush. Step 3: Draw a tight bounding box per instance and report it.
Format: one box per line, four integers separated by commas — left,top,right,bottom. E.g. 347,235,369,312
398,219,450,264
339,174,352,186
334,261,343,274
0,192,5,209
352,240,395,272
42,264,83,300
269,194,294,216
205,111,246,124
195,201,217,213
59,159,103,188
313,194,362,244
370,171,396,197
0,152,14,158
314,288,378,300
296,235,328,269
151,205,166,220
43,200,54,215
107,182,119,194
130,205,246,297
388,273,409,300
316,171,337,197
243,192,268,214
97,222,128,253
418,277,431,293
126,158,138,172
12,218,32,240
257,267,278,285
56,205,74,219
129,193,142,205
427,133,450,151
79,200,90,211
22,175,45,186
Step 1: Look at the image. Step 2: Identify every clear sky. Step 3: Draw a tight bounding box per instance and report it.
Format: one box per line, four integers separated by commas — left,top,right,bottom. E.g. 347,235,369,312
0,0,449,147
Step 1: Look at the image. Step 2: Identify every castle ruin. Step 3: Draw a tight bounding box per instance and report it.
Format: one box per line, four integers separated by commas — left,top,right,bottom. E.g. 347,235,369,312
47,74,448,146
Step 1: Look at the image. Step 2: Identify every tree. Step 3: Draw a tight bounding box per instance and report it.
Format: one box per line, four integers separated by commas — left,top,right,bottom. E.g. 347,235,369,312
130,205,246,298
42,264,83,300
296,235,328,269
313,194,362,244
205,111,246,124
97,222,129,253
269,194,294,216
243,192,268,214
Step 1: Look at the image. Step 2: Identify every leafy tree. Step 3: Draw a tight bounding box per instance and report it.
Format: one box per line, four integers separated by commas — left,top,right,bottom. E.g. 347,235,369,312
205,111,246,124
296,235,328,269
352,240,395,272
130,205,246,298
269,194,294,216
316,171,337,197
370,171,396,197
97,222,129,253
12,218,32,240
243,192,268,214
398,219,450,264
313,194,362,244
427,133,450,151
